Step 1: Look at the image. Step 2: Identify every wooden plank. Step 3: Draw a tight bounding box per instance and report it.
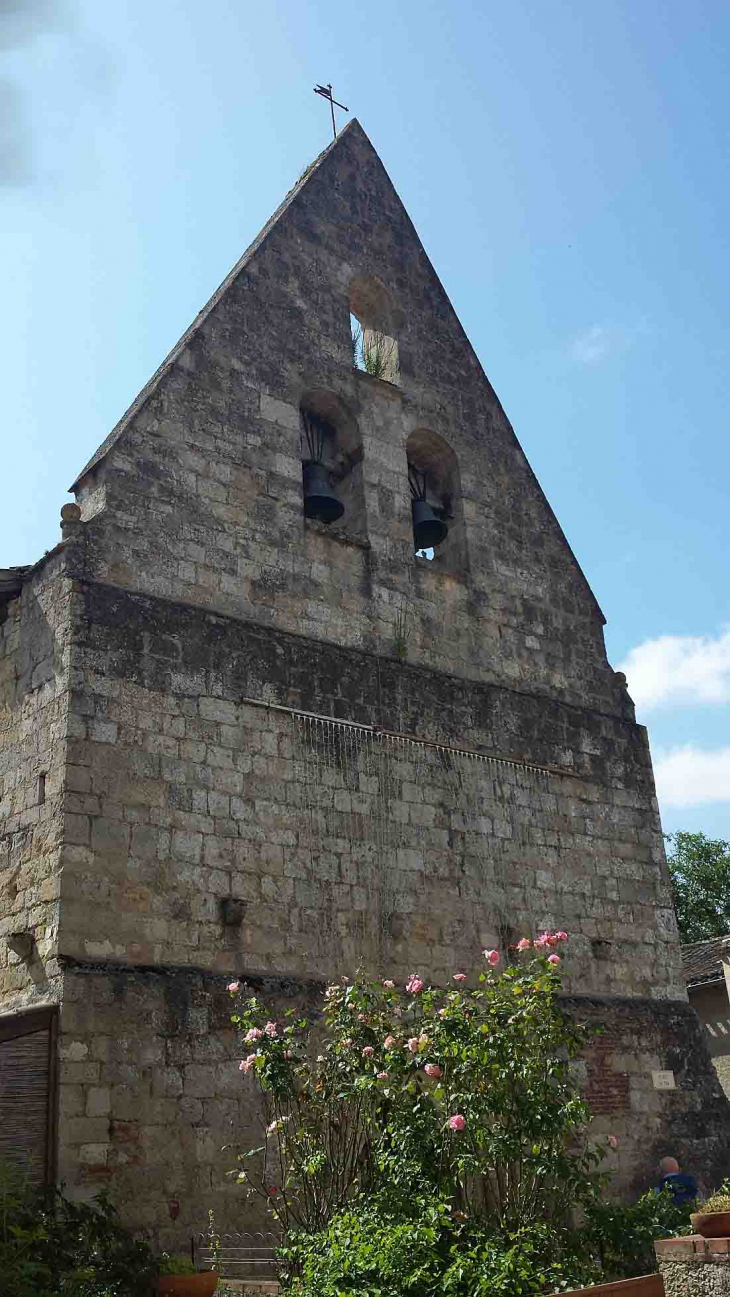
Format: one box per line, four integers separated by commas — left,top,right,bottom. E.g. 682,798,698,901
560,1274,664,1297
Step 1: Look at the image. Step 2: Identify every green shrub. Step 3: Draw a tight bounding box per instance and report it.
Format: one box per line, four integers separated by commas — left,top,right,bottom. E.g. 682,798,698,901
0,1159,156,1297
582,1188,694,1279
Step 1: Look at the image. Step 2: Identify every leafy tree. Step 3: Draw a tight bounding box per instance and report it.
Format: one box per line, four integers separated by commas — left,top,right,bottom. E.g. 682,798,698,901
666,831,730,942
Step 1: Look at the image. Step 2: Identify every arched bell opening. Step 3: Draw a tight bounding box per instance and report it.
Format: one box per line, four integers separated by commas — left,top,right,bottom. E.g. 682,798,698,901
405,429,467,574
349,273,401,386
299,391,366,536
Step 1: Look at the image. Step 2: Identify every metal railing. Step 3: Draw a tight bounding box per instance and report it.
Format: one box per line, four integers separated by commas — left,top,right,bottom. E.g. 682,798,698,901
191,1230,280,1278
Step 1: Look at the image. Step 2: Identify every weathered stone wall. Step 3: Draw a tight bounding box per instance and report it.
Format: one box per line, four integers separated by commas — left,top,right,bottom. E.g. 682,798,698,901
71,122,629,719
0,553,72,1013
688,981,730,1097
57,579,681,1000
56,960,316,1246
567,994,729,1196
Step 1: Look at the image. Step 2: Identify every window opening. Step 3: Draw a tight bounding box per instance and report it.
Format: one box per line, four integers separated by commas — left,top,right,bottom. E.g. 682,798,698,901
350,314,399,383
301,409,344,525
408,463,448,556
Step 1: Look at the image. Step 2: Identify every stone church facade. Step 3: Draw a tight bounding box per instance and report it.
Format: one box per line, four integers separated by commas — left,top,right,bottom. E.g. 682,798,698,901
1,121,727,1243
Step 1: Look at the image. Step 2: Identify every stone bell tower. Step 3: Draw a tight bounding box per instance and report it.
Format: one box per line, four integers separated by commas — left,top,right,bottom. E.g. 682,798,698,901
1,120,727,1242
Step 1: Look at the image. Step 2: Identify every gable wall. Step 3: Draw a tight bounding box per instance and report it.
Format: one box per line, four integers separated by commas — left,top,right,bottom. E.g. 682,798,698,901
74,125,627,718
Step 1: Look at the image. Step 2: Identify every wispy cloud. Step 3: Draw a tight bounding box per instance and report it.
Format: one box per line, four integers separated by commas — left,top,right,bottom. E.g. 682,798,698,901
654,745,730,808
569,325,611,364
617,628,730,711
568,320,648,366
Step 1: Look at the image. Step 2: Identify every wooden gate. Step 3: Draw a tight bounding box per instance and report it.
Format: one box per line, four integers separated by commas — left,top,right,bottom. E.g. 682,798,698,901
0,1005,58,1185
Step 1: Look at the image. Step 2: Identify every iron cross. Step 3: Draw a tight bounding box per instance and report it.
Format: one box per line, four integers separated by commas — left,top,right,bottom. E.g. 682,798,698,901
314,84,349,141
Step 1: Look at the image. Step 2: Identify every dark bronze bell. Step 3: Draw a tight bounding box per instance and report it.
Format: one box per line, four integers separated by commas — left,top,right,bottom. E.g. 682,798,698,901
303,461,344,524
412,497,448,550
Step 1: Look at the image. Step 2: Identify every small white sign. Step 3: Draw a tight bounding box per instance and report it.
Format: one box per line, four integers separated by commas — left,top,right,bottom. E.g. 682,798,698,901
652,1070,676,1091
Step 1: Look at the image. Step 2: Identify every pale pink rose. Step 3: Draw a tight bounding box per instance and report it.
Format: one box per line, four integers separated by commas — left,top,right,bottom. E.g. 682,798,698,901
419,1033,429,1046
556,931,568,942
362,1046,375,1057
547,954,561,966
325,985,338,998
239,1053,257,1072
245,1027,263,1042
342,1038,354,1048
438,1008,448,1018
483,949,500,967
264,1021,278,1037
406,974,425,995
453,973,467,982
516,938,531,952
533,934,550,950
407,1036,420,1053
424,1063,442,1078
448,1114,466,1132
227,981,240,992
382,979,395,989
384,1035,397,1049
607,1134,619,1149
377,1071,389,1080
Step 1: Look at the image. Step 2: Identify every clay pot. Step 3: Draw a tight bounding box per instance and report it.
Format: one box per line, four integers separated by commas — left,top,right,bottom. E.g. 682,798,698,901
158,1274,218,1296
690,1210,730,1238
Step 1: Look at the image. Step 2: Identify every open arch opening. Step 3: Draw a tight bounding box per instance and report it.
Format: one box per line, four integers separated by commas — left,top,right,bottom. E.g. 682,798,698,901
406,429,467,574
299,390,366,536
349,273,400,386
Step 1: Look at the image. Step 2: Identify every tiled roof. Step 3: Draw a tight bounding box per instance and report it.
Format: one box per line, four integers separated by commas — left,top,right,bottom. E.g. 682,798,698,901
682,935,730,988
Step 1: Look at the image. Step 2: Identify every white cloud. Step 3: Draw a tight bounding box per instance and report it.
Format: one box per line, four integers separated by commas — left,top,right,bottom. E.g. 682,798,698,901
569,325,610,364
617,628,730,711
568,319,649,365
654,745,730,808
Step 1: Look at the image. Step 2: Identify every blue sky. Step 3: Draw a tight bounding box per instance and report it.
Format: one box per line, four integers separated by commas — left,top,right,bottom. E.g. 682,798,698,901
2,0,729,839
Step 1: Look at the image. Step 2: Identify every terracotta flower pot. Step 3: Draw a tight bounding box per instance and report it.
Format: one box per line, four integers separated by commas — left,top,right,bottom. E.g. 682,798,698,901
690,1210,730,1238
158,1273,219,1296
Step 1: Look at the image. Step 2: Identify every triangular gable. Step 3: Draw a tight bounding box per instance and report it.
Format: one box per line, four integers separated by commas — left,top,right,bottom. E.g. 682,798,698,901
69,119,605,624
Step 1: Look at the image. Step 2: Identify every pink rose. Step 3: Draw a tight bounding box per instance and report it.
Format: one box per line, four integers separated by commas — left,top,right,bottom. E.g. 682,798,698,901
245,1027,263,1042
424,1063,442,1078
448,1114,466,1132
483,949,500,967
377,1071,389,1080
407,1036,420,1053
382,979,395,989
406,974,425,995
239,1053,257,1072
264,1021,278,1037
453,973,467,982
607,1134,619,1149
358,1014,367,1022
556,931,568,942
227,981,240,993
362,1046,375,1057
547,954,561,966
534,934,549,950
516,938,531,952
384,1035,397,1049
342,1038,354,1048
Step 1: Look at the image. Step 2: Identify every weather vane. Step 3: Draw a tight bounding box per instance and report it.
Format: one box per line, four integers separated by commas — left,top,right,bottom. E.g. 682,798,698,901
314,83,349,141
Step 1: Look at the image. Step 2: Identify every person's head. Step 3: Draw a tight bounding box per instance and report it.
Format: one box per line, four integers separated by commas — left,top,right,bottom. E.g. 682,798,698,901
660,1156,680,1176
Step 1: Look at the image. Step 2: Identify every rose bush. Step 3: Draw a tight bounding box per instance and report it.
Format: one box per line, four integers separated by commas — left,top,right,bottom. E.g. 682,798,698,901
227,934,633,1291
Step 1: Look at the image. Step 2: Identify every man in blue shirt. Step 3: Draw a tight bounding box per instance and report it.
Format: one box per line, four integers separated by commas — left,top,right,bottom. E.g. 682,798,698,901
656,1156,699,1205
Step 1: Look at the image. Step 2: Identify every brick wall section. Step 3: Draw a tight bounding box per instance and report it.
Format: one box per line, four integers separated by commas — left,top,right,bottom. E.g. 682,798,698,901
565,995,730,1196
